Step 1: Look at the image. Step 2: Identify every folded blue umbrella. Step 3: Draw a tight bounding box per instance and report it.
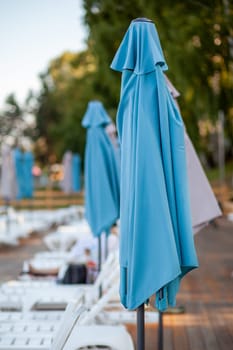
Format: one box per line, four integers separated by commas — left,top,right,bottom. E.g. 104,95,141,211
111,19,198,311
13,148,25,200
72,153,81,192
23,151,34,198
82,101,120,237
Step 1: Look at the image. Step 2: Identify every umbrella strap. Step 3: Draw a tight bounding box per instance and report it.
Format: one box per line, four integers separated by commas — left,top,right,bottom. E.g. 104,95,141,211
156,287,168,311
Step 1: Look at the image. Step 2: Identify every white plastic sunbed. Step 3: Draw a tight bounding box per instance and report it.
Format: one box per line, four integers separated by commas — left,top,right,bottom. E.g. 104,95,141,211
0,248,158,325
43,219,92,252
0,250,119,312
0,285,135,350
0,204,86,247
0,272,160,349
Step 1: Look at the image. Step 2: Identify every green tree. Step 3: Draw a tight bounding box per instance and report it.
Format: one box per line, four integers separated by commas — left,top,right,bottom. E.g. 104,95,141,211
34,50,98,161
33,0,233,166
83,0,233,162
0,93,23,143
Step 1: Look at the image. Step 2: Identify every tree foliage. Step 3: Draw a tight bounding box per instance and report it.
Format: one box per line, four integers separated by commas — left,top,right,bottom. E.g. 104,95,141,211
32,50,98,161
0,94,22,137
33,0,233,165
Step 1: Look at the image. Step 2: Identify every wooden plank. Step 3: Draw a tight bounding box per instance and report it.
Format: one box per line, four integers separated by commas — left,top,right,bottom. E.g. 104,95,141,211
164,315,175,350
206,306,233,350
165,313,189,350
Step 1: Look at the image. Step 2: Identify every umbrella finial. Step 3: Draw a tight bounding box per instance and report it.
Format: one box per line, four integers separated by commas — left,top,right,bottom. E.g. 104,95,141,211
132,17,153,23
111,17,167,74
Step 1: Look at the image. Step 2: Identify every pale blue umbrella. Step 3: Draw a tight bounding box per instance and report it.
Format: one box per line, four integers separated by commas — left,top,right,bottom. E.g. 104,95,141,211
0,145,17,230
0,145,17,201
111,18,198,349
72,153,81,192
23,151,34,198
61,151,73,194
13,147,24,200
82,100,120,273
105,121,121,173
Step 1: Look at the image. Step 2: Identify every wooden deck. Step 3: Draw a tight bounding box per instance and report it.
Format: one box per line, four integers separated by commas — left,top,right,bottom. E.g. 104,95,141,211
126,217,233,350
0,217,232,349
0,190,84,209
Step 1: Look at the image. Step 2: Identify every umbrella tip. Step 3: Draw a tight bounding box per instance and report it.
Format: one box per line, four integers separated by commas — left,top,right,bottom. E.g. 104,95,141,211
132,17,153,23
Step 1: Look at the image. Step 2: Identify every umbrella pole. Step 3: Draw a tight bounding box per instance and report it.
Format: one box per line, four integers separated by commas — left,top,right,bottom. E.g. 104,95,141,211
158,311,163,350
137,303,145,350
158,288,164,350
98,235,102,297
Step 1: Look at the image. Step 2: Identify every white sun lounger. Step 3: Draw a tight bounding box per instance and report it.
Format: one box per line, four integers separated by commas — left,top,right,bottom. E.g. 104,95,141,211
0,250,119,312
43,220,92,252
0,288,134,350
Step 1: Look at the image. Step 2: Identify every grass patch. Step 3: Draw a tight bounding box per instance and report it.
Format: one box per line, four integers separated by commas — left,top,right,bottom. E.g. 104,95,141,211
205,161,233,184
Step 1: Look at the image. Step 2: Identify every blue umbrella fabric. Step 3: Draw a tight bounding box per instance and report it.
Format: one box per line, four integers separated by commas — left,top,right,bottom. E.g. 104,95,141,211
82,101,120,237
72,153,81,192
111,19,198,311
23,151,34,198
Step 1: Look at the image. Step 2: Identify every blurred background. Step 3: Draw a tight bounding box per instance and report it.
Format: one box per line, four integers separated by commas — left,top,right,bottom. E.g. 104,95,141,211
0,3,232,348
0,0,232,192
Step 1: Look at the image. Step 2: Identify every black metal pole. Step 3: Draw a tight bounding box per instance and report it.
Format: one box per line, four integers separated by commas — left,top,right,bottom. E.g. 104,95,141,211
137,303,145,350
158,311,163,350
98,235,102,297
158,288,164,350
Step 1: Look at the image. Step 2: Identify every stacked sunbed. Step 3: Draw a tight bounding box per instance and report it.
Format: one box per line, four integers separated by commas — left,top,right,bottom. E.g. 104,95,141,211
0,207,158,349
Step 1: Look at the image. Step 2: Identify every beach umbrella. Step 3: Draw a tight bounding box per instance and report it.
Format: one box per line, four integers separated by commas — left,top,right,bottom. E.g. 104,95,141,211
105,122,121,173
111,18,198,349
72,153,81,192
61,151,73,194
105,122,118,149
185,135,222,231
0,145,17,231
23,151,34,198
82,100,120,273
165,76,222,232
0,144,17,201
13,147,25,200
